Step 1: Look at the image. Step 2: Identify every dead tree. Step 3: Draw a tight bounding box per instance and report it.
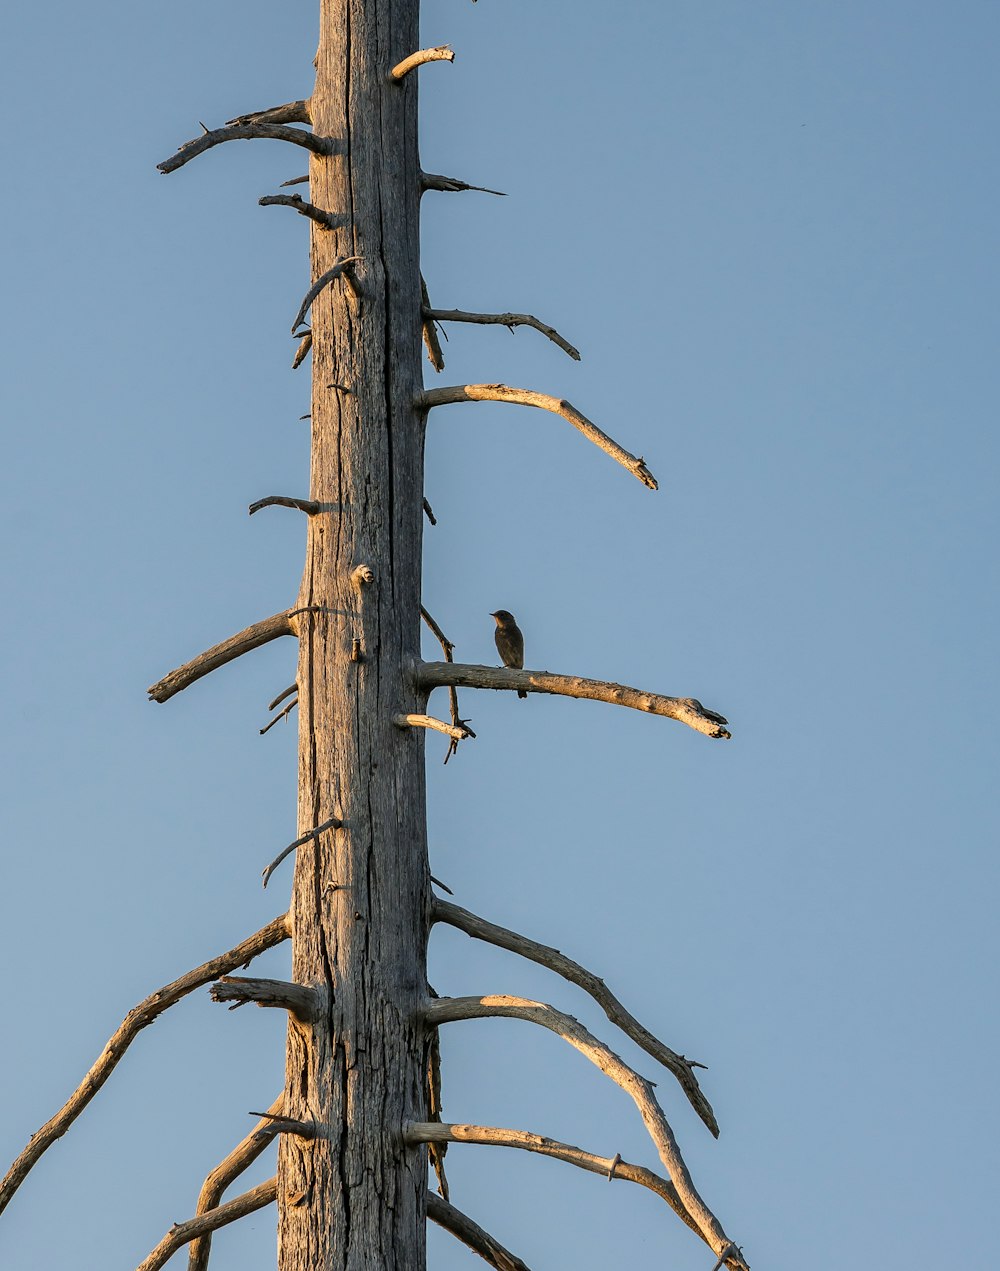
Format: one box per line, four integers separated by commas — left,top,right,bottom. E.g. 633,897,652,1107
0,3,747,1269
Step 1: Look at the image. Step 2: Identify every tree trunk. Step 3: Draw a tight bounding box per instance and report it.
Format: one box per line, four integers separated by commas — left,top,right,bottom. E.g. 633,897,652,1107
278,2,429,1267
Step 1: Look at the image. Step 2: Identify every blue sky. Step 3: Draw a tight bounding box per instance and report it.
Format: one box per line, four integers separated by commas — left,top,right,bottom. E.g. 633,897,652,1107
1,2,998,1268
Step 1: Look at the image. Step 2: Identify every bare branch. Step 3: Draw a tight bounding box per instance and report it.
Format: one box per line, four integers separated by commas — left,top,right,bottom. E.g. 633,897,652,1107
432,898,718,1136
157,125,337,175
137,1178,277,1271
421,277,446,372
419,607,466,763
426,996,745,1267
427,1192,531,1271
268,683,297,712
259,193,343,230
226,100,311,126
427,1029,449,1201
148,611,295,704
420,171,506,197
422,497,437,526
248,495,320,517
210,976,322,1023
281,174,309,187
260,697,297,735
416,662,731,740
292,330,312,369
262,815,342,889
419,384,657,489
249,1113,320,1139
393,713,475,744
0,916,288,1216
188,1098,283,1271
291,257,362,333
391,46,455,80
424,309,580,361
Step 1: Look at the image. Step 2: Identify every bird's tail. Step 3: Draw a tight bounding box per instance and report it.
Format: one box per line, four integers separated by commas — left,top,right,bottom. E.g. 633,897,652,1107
517,689,527,700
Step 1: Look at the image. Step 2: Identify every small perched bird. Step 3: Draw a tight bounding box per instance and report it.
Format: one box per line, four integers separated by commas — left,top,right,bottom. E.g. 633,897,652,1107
490,609,527,698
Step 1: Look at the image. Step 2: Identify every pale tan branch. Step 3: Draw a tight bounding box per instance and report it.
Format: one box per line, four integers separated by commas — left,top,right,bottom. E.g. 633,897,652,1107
137,1178,277,1271
148,611,295,703
248,495,320,517
226,100,311,126
419,384,657,489
394,713,475,744
351,564,375,588
157,125,336,175
292,330,312,369
0,916,288,1217
421,277,446,372
416,662,731,740
260,697,297,735
426,996,745,1266
391,46,455,80
432,898,718,1137
188,1097,283,1271
268,683,297,712
423,310,580,361
262,815,342,889
210,976,322,1023
420,171,506,197
259,193,343,230
291,257,362,333
427,1192,531,1271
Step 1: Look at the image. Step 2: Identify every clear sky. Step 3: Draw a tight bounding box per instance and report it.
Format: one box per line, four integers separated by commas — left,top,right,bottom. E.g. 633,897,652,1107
1,2,997,1268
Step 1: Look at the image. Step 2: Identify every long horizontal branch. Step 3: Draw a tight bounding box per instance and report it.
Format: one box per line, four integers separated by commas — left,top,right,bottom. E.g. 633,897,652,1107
419,384,656,489
157,125,337,175
427,1192,531,1271
432,898,717,1136
416,662,730,739
426,995,745,1267
136,1177,277,1271
148,611,296,704
420,170,506,197
226,100,311,126
424,310,580,361
0,915,289,1216
188,1097,283,1271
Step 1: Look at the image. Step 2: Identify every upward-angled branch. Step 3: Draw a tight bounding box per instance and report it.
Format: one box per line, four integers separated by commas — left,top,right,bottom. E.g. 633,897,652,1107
148,611,296,704
0,916,289,1216
419,384,657,489
226,100,311,126
137,1178,277,1271
426,995,746,1268
432,898,718,1136
188,1096,284,1271
427,1193,531,1271
157,125,338,175
424,310,581,361
416,662,730,739
391,46,455,80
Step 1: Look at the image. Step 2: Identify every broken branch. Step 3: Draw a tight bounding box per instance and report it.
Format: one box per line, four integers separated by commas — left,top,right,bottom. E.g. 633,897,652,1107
259,193,343,230
260,697,298,735
420,277,446,372
0,916,288,1216
136,1178,277,1271
418,384,657,489
292,330,312,369
432,897,718,1136
391,46,455,80
393,713,475,744
426,995,745,1266
226,100,310,126
416,662,730,739
157,125,337,175
148,611,295,703
291,257,362,333
262,815,342,889
268,683,297,712
248,495,320,516
423,309,580,361
420,171,506,197
427,1192,531,1271
210,976,322,1023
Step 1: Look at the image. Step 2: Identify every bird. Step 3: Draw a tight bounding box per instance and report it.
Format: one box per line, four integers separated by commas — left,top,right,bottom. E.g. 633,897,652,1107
490,610,527,698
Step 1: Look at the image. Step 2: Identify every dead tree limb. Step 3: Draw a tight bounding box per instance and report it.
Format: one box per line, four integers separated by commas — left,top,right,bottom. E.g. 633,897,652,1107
426,995,746,1268
422,497,437,525
391,46,455,80
259,193,343,230
248,495,321,517
419,606,468,762
432,898,718,1136
423,310,580,361
147,611,296,703
188,1097,283,1271
210,976,322,1023
0,916,289,1216
393,713,475,744
281,174,309,188
416,662,730,739
260,698,298,735
291,258,362,333
427,1029,449,1200
426,1193,531,1271
420,171,506,197
262,815,343,889
136,1177,277,1271
226,100,311,126
420,277,446,372
157,125,337,175
268,683,298,712
292,330,312,368
419,384,657,489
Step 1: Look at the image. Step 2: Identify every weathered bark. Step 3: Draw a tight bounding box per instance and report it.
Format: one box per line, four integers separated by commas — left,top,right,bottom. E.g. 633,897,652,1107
277,3,430,1269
